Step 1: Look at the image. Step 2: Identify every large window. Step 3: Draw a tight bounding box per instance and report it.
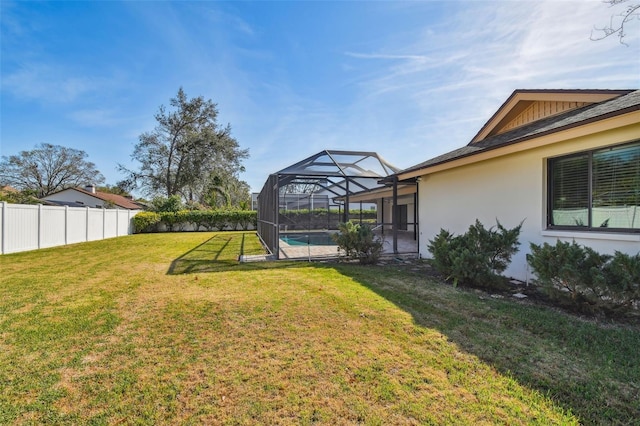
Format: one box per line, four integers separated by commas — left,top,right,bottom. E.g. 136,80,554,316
548,141,640,231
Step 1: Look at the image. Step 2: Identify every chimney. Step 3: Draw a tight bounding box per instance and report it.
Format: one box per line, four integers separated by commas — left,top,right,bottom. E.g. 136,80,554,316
84,184,96,194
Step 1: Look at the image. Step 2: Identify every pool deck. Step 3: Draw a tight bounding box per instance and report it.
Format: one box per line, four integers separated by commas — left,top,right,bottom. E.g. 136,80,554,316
278,230,418,260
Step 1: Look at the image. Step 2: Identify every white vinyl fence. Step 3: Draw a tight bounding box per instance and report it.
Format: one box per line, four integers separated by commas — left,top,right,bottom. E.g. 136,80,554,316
0,202,140,254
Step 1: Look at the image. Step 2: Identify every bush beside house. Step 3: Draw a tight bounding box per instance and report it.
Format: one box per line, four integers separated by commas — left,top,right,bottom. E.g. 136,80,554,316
427,218,640,319
427,219,522,290
332,221,384,264
527,240,640,316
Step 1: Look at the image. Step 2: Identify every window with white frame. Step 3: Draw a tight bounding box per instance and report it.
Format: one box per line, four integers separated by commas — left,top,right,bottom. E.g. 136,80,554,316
547,140,640,231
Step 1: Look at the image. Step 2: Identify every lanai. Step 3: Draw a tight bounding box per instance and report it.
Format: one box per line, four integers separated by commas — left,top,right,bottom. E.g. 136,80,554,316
256,150,418,259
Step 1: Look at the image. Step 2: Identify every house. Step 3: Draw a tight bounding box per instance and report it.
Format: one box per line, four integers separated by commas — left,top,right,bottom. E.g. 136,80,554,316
41,185,143,210
395,89,640,281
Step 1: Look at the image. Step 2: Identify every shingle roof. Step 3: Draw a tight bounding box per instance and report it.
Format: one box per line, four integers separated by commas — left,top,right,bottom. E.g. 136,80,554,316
470,89,634,143
43,187,143,210
90,190,142,210
400,89,640,175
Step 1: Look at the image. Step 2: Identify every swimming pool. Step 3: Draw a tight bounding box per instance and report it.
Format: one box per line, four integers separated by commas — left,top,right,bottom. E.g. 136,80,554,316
280,232,337,246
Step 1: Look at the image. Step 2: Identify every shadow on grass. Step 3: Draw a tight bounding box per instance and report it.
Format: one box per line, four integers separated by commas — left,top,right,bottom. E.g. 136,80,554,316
166,235,639,423
167,233,310,275
329,262,640,425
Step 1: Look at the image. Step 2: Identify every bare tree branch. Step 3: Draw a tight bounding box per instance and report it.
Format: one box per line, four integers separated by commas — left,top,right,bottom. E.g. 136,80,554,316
0,144,105,197
591,0,640,45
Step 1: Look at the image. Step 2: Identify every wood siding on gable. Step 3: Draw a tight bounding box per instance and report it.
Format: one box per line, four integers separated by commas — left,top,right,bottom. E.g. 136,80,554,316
496,101,589,135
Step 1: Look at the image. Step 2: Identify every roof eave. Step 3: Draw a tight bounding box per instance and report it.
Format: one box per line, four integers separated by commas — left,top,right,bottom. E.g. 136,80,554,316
469,89,633,144
398,104,640,181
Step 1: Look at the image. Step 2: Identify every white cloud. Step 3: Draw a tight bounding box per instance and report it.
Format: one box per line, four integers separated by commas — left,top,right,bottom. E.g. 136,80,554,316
338,1,639,150
2,64,95,103
344,52,433,62
67,108,123,128
209,1,640,192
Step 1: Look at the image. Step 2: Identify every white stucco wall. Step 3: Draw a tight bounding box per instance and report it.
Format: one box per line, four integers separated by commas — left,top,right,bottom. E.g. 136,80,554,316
418,123,640,282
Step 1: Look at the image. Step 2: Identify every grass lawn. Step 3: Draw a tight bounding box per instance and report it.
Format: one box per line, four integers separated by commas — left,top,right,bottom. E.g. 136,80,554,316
1,232,638,425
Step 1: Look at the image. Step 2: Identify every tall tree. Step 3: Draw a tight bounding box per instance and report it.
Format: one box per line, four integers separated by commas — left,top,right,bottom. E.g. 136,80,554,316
0,143,105,197
97,183,132,197
119,88,249,201
202,174,251,208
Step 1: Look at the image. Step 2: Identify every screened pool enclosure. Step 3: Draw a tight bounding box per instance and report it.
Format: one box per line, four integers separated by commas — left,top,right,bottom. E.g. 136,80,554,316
256,150,418,259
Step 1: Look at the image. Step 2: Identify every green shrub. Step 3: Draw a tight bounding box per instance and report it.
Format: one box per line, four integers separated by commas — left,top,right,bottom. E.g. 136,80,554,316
227,210,244,230
208,210,229,231
136,209,257,233
132,212,161,233
150,195,183,212
528,241,640,315
159,211,181,231
604,252,640,310
235,210,257,230
279,208,377,219
332,222,384,265
186,210,208,231
427,229,456,278
427,219,522,289
332,222,359,258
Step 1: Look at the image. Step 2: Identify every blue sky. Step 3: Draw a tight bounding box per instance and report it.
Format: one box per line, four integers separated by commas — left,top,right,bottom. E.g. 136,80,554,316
1,1,639,194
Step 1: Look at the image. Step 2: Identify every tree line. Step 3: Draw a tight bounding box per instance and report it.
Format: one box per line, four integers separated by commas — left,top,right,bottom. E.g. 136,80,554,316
0,88,250,209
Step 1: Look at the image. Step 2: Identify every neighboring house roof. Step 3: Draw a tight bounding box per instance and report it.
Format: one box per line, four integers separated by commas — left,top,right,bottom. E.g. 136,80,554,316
399,89,640,179
90,190,143,210
42,187,143,210
41,200,87,207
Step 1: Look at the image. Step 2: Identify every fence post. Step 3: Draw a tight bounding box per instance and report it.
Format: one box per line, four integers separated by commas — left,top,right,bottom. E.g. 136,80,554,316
38,204,43,250
65,205,69,245
102,208,106,240
1,202,6,254
116,208,120,236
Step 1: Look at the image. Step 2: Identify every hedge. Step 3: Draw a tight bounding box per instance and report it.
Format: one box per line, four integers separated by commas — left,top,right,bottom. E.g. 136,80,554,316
133,210,257,233
279,208,377,218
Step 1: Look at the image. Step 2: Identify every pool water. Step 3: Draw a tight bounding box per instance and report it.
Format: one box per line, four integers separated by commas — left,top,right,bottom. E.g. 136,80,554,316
280,233,336,246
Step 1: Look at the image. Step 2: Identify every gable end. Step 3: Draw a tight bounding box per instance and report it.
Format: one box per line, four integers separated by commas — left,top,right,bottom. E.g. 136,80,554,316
495,100,590,135
470,89,632,144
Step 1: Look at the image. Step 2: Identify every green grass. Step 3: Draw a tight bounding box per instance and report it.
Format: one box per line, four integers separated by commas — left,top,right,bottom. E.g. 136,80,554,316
1,232,638,425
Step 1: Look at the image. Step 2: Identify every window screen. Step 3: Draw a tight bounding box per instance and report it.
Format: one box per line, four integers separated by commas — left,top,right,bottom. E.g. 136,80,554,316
549,154,588,227
593,143,640,229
